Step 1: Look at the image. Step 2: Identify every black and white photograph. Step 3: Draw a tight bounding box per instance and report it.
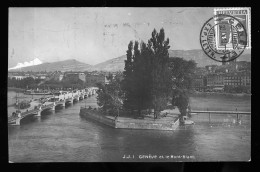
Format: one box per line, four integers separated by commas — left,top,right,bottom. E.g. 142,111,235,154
8,7,251,162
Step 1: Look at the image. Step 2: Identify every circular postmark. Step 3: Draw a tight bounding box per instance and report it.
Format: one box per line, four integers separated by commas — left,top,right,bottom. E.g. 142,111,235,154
200,14,247,63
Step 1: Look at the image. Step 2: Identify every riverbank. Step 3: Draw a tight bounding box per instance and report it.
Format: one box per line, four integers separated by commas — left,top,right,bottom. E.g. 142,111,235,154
190,91,251,98
8,87,25,92
79,108,180,131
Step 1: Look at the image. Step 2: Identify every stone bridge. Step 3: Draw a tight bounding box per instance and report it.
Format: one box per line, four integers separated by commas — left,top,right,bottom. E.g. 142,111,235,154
8,87,98,125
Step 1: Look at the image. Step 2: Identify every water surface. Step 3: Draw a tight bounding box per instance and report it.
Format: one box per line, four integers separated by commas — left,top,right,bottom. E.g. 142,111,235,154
8,91,251,162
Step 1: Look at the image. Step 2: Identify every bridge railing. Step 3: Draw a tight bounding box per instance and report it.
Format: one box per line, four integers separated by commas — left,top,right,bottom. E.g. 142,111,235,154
41,103,54,109
188,110,251,115
8,108,41,122
188,109,251,122
9,103,56,121
8,88,91,122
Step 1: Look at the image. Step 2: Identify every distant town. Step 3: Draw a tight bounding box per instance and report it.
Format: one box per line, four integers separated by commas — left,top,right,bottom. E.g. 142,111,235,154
8,59,251,94
8,70,117,90
193,60,251,93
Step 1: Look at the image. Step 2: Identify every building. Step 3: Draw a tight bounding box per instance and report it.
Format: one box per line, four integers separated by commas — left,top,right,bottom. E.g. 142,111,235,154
85,73,106,86
33,73,48,80
193,75,206,91
205,65,218,73
59,74,64,81
240,72,251,87
191,67,208,91
8,72,29,80
206,73,225,91
64,72,86,82
224,71,251,87
206,73,225,87
192,62,251,93
51,71,64,81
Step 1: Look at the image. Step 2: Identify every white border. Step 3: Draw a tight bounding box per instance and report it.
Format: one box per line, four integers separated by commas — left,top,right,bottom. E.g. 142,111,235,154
214,7,251,49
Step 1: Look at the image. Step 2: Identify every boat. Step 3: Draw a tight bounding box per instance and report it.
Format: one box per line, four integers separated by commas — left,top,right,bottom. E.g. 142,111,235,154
24,90,52,95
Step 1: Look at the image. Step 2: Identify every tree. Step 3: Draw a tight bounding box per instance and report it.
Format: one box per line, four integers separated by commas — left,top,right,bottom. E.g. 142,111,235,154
122,41,135,112
171,88,190,123
149,28,172,119
96,74,123,117
121,28,172,119
169,57,196,121
122,41,153,117
169,57,196,90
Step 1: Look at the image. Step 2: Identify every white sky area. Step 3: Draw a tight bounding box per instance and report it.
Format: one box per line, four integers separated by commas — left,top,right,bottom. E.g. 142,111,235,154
8,7,215,69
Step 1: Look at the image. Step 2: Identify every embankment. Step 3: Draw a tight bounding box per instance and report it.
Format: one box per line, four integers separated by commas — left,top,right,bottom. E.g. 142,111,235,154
79,108,179,130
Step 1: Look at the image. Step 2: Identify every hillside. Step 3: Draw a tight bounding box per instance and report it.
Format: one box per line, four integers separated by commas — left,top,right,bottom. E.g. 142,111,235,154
92,55,126,72
168,49,251,67
10,49,251,72
9,59,93,72
93,49,251,72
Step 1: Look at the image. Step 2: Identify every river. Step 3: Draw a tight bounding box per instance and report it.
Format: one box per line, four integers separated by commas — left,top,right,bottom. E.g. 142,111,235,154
8,91,251,162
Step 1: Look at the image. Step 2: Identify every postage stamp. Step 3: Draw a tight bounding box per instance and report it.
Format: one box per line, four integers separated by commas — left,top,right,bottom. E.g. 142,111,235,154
200,14,247,63
214,7,251,50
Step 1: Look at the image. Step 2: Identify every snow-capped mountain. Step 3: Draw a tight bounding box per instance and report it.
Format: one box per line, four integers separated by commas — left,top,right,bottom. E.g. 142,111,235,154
8,58,43,70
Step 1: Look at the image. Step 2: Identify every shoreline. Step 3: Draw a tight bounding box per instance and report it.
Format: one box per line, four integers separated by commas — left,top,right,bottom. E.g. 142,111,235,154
80,108,180,131
190,91,251,98
8,87,25,92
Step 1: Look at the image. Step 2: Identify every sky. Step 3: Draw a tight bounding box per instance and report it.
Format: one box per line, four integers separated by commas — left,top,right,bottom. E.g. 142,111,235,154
8,7,216,69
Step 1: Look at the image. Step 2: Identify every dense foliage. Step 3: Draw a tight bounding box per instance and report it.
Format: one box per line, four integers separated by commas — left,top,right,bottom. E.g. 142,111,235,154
169,57,196,120
169,57,196,90
96,74,123,117
121,28,172,119
120,28,197,119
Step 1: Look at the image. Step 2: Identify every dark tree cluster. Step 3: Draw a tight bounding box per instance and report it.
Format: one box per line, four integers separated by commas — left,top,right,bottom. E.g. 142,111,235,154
96,74,123,117
121,28,172,119
96,28,196,120
169,57,196,122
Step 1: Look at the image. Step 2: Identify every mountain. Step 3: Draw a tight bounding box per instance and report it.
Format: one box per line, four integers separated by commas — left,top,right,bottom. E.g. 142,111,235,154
93,49,251,71
92,55,126,72
9,49,251,72
9,59,93,72
168,49,251,67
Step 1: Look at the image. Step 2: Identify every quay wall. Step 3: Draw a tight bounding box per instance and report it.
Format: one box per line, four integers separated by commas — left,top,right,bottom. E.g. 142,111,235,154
80,108,115,127
80,108,179,131
115,119,179,130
